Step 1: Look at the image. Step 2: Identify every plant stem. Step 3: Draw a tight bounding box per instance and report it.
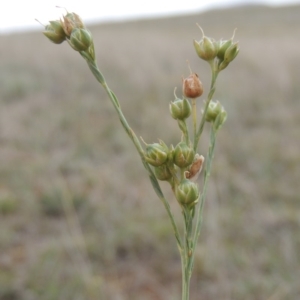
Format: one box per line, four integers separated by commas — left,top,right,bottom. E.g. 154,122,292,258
195,126,216,241
80,51,220,300
80,54,183,250
181,207,194,300
191,98,197,143
183,60,219,290
189,126,217,275
177,119,190,144
193,60,219,152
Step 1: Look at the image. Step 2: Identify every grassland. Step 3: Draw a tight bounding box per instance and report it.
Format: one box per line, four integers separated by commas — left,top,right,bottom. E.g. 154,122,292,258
0,4,300,300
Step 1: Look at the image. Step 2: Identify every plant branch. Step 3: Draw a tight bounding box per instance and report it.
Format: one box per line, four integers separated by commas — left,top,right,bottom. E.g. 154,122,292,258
80,54,183,250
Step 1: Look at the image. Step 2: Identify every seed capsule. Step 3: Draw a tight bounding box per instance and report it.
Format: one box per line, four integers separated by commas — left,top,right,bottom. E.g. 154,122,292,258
203,100,227,130
154,164,172,181
169,98,191,120
69,28,92,51
205,101,223,122
173,142,195,168
186,154,205,181
182,73,203,99
43,20,66,44
217,39,232,61
175,179,199,207
223,42,239,63
144,142,169,167
193,37,218,61
60,12,85,37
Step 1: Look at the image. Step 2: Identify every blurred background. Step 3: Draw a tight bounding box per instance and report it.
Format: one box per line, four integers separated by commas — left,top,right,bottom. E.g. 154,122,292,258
0,1,300,299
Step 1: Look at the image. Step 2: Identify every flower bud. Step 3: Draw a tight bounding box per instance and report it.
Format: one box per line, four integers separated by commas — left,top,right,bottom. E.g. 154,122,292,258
182,73,203,99
144,141,169,167
154,164,172,181
43,20,66,44
175,179,199,207
173,142,195,168
193,37,218,61
69,28,93,52
61,12,85,37
169,98,191,120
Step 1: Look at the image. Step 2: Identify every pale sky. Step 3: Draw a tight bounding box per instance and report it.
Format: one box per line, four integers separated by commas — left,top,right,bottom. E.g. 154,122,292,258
1,0,300,34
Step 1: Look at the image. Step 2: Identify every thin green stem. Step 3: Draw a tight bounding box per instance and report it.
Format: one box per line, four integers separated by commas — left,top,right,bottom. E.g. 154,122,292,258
194,127,216,241
182,264,190,300
80,50,221,300
181,207,194,300
181,248,186,300
193,60,219,152
182,213,189,300
191,98,197,144
188,127,217,275
80,54,183,250
177,119,190,144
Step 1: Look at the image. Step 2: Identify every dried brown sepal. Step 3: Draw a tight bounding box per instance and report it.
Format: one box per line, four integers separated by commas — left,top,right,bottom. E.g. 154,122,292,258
60,12,85,37
182,73,203,99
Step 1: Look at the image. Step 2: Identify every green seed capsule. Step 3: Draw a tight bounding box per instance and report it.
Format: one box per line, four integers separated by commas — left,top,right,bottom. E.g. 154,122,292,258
223,42,239,63
173,142,195,168
144,142,169,167
43,20,66,44
203,101,227,130
69,28,93,51
154,165,172,181
175,179,199,207
169,98,191,120
194,37,218,61
217,39,232,61
205,101,223,123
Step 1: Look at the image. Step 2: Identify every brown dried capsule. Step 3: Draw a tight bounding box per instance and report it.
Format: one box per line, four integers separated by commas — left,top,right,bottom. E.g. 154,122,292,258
182,73,203,99
185,154,205,181
60,12,85,37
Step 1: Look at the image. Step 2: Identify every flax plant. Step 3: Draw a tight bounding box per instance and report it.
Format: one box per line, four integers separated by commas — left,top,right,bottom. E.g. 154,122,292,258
43,12,239,300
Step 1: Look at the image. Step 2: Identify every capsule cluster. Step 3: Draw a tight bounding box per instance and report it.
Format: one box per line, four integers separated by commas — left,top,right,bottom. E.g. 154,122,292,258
193,26,239,71
42,14,233,212
43,12,94,58
144,139,203,209
144,69,207,209
143,27,238,209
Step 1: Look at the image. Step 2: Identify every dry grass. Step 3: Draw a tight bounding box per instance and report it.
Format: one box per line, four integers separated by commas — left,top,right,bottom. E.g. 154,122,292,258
0,4,300,300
